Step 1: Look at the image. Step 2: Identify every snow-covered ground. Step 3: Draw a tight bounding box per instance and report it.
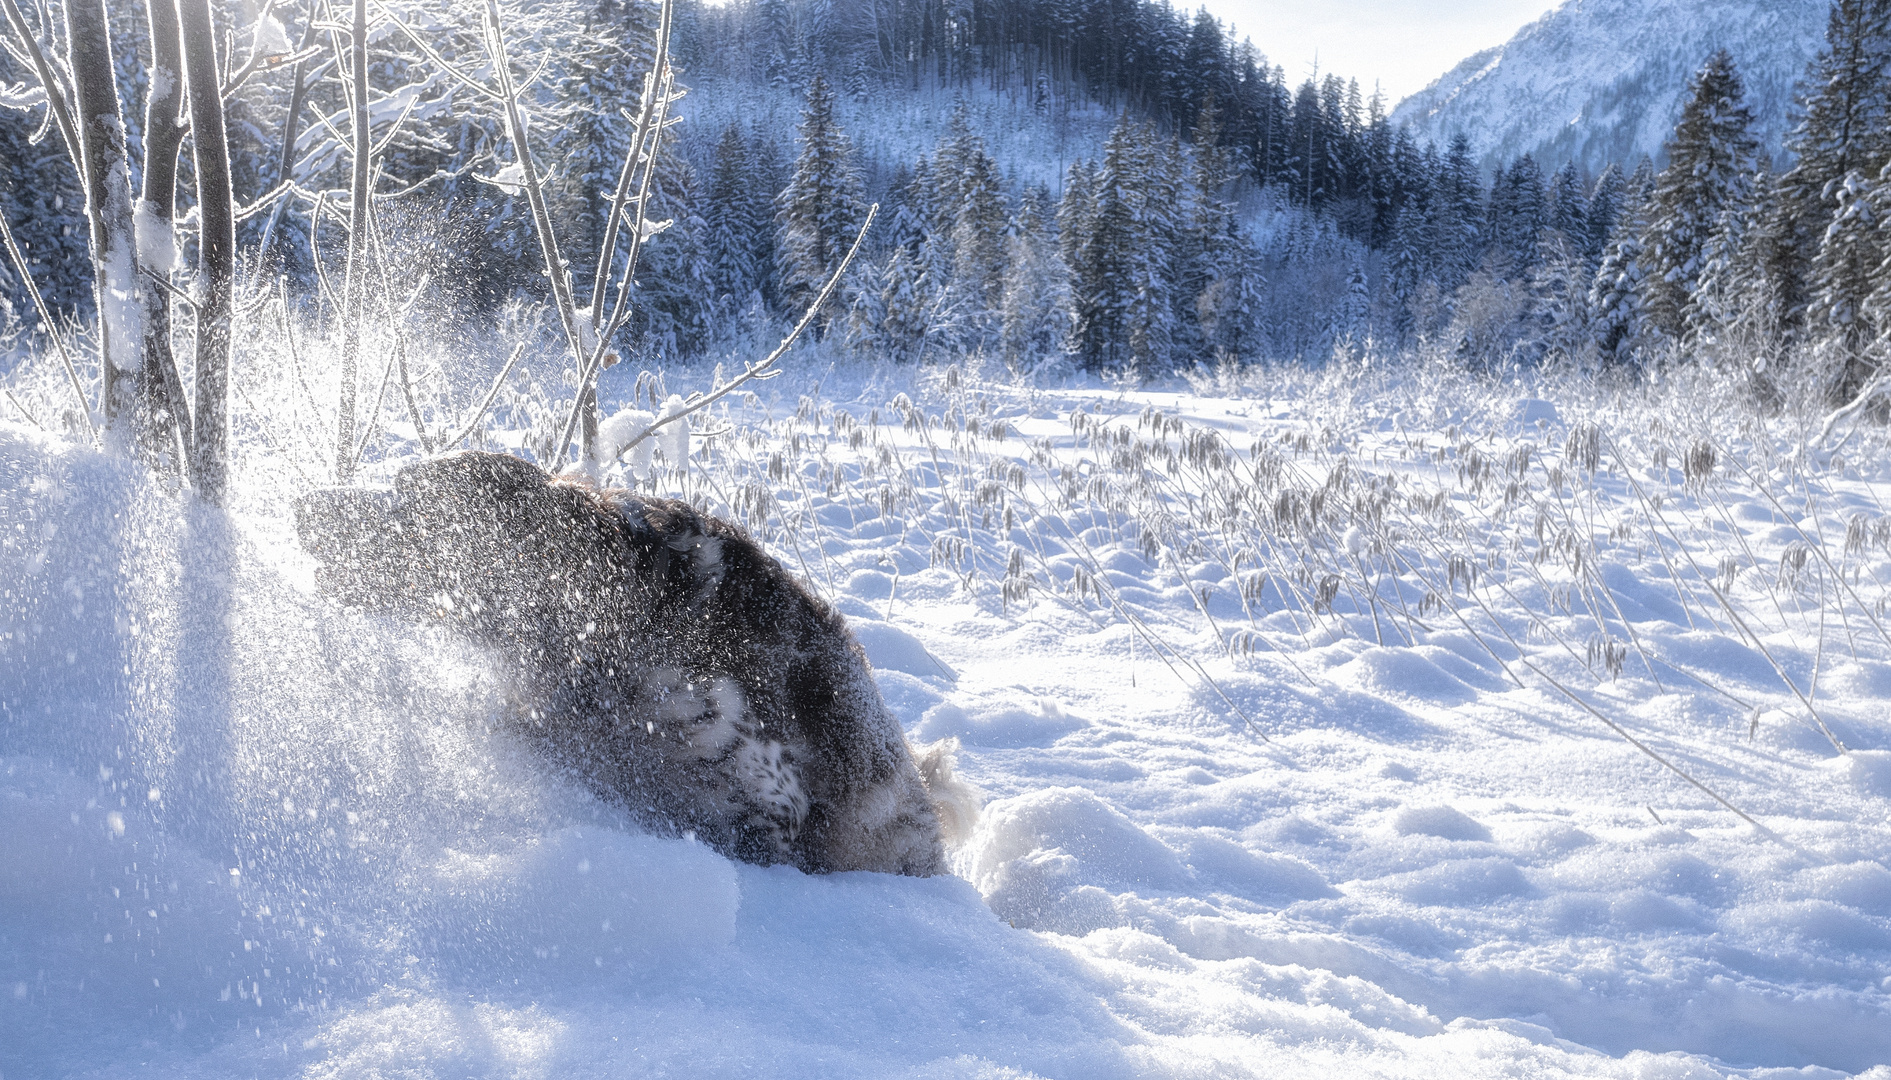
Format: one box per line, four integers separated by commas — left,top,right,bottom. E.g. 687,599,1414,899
4,352,1891,1078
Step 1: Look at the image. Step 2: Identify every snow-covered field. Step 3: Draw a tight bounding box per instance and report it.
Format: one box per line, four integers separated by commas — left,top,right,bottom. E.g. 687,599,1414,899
4,352,1891,1078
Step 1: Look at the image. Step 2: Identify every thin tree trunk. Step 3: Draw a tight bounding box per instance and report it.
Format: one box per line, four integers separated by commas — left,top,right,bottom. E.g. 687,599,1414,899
178,0,237,503
336,0,370,483
139,0,194,473
64,0,146,446
264,12,324,263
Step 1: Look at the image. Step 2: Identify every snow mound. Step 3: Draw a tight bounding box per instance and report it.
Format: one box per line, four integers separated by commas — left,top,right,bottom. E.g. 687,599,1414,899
1393,805,1494,842
912,697,1087,748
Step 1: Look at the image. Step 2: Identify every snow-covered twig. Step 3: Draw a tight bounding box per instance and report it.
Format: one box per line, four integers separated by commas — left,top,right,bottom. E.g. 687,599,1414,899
0,205,95,443
216,0,289,98
0,0,79,169
558,0,682,464
598,205,880,470
438,342,528,454
480,0,585,390
373,2,501,103
1815,371,1888,450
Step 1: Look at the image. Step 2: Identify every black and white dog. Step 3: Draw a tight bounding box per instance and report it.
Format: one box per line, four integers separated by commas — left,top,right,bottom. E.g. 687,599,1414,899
296,451,970,876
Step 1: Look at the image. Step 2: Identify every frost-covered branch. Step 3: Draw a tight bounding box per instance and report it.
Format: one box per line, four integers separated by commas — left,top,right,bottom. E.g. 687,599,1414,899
0,206,94,443
0,0,79,168
481,0,584,366
595,204,880,472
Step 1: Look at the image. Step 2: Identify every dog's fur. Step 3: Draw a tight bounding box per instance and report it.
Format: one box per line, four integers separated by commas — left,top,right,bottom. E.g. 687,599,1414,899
295,451,953,875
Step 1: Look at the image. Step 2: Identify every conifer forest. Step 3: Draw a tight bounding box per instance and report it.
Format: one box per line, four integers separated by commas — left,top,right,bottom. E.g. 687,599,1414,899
6,0,1891,401
6,1,1891,1077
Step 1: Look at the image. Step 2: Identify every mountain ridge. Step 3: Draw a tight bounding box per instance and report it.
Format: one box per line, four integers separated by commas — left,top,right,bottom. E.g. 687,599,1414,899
1391,0,1827,175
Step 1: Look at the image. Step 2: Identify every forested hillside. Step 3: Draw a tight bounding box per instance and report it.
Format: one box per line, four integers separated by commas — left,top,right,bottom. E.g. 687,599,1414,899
6,0,1891,408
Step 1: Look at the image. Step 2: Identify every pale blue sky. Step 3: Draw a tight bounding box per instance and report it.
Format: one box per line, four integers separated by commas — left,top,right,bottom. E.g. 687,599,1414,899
1196,0,1556,102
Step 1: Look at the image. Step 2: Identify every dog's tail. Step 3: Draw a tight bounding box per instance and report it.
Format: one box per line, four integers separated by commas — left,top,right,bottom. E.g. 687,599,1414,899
912,737,981,849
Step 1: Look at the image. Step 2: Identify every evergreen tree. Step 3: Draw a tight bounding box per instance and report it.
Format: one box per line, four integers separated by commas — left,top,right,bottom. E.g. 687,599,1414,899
848,244,937,363
557,0,657,290
949,134,1007,322
1591,164,1657,361
1547,162,1589,253
1487,154,1546,274
1197,243,1266,360
706,124,758,308
746,127,787,309
1124,126,1180,371
1364,88,1399,246
1811,169,1884,364
1774,0,1891,339
634,154,713,359
1000,186,1070,369
0,107,90,315
1528,231,1594,363
1071,122,1138,369
887,159,931,253
1057,160,1095,278
1334,259,1371,341
1381,144,1439,339
1688,171,1782,368
1429,135,1486,294
774,73,864,323
1586,163,1629,261
1182,96,1234,306
1638,50,1760,341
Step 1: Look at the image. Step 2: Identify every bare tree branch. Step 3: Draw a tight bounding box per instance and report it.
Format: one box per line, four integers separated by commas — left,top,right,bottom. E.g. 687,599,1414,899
606,205,879,467
0,0,80,169
0,207,95,443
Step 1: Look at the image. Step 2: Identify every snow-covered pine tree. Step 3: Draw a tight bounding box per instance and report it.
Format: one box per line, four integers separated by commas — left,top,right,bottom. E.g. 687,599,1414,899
1688,170,1780,371
1591,163,1657,362
706,124,758,310
999,185,1070,370
556,0,654,292
746,125,786,310
1071,121,1138,369
1774,0,1891,342
1124,125,1179,371
1487,154,1546,275
1364,88,1398,247
1547,162,1589,256
843,249,885,340
0,78,90,314
1811,168,1884,376
1197,242,1265,361
893,156,934,252
774,73,863,325
927,103,976,241
1182,95,1235,350
1527,230,1594,364
1586,163,1629,262
1429,134,1485,295
634,152,713,360
1056,160,1095,281
949,133,1007,325
1638,49,1760,342
1334,258,1370,342
1380,144,1438,341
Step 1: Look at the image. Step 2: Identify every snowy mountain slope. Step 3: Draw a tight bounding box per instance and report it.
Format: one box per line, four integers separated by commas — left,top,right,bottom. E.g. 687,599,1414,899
1390,0,1827,174
4,350,1891,1077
